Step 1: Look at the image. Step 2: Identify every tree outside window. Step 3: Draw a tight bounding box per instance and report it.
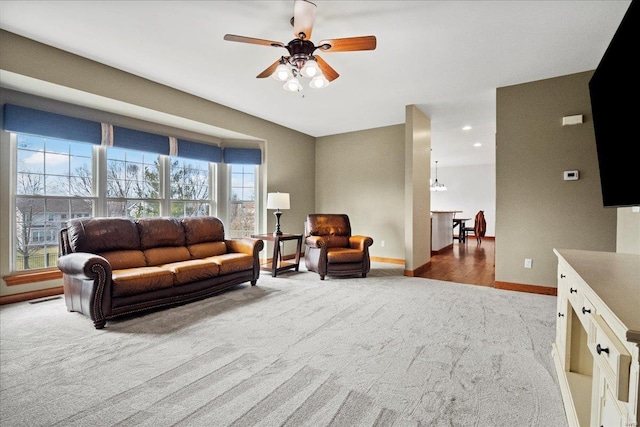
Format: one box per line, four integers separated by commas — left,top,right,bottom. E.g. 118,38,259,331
169,157,211,217
229,164,256,238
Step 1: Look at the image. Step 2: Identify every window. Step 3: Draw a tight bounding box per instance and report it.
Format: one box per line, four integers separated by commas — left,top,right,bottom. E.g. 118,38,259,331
15,134,94,271
228,164,256,238
11,135,222,272
169,157,212,217
106,147,161,218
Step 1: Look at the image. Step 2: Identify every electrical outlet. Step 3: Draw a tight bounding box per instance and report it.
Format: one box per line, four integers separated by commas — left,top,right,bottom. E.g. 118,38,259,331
381,240,385,247
524,258,533,269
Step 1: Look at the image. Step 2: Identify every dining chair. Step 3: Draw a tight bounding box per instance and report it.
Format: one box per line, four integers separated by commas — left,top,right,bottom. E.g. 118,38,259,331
464,210,486,245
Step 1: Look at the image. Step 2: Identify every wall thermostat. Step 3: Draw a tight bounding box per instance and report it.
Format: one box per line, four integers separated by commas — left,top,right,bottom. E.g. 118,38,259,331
564,170,579,181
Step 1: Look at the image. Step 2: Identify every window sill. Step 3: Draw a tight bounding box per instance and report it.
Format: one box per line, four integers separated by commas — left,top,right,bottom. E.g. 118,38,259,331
3,269,62,286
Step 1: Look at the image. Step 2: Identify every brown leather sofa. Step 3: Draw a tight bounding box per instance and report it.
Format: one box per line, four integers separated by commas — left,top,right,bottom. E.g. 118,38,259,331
57,216,264,329
304,214,374,280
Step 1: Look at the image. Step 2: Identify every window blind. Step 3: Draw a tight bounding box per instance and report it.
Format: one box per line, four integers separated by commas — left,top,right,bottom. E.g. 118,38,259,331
176,139,222,162
112,126,169,155
223,148,262,165
2,104,102,145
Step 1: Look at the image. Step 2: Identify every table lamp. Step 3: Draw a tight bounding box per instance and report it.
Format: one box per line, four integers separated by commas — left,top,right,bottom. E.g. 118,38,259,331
266,192,290,235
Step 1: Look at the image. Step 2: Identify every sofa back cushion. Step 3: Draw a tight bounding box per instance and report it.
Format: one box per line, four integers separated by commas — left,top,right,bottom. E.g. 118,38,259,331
65,217,140,254
182,216,225,245
144,247,191,266
136,218,185,249
187,242,228,258
100,250,147,270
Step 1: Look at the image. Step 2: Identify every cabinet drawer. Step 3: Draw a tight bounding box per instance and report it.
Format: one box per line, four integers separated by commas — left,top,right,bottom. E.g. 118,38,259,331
590,314,632,402
576,294,595,331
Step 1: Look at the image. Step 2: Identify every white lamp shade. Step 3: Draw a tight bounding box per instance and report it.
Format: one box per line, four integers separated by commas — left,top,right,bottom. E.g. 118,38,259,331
301,58,319,78
272,63,291,81
283,77,302,92
309,74,329,88
266,192,290,210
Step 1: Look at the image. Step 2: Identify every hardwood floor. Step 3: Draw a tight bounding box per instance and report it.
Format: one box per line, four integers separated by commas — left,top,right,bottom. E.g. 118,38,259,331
418,238,495,287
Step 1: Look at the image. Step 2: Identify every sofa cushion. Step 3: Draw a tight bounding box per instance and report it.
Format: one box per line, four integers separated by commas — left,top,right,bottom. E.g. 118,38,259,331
99,250,147,270
66,217,140,253
137,218,185,249
210,253,254,275
326,248,364,264
161,259,220,285
182,216,225,245
144,247,191,267
111,267,175,297
187,242,227,259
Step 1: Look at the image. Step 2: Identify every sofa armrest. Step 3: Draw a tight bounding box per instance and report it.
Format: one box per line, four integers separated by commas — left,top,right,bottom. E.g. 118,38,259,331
57,253,113,329
225,238,264,256
226,238,264,284
349,235,374,251
57,252,112,279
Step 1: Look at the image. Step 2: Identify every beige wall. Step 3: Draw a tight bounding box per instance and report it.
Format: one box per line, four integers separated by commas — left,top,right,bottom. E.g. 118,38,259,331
496,71,618,288
617,208,640,254
0,30,315,297
315,124,405,261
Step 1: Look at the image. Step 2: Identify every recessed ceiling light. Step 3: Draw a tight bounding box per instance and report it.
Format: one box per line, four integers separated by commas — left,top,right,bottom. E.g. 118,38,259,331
462,125,472,131
474,142,482,147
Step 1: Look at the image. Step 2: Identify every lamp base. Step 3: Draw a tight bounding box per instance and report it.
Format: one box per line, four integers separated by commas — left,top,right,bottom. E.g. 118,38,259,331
273,210,283,235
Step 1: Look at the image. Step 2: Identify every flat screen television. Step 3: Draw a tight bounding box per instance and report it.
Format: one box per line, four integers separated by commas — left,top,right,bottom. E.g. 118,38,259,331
588,0,639,207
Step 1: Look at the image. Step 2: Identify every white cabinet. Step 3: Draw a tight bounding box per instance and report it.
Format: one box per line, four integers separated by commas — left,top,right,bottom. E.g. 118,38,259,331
552,249,640,427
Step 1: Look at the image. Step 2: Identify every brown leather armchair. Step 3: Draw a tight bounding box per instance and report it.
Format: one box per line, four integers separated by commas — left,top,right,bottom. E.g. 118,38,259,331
304,214,374,280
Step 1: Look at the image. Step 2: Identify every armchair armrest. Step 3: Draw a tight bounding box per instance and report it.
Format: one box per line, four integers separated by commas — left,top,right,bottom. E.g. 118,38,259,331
305,235,328,248
349,235,374,251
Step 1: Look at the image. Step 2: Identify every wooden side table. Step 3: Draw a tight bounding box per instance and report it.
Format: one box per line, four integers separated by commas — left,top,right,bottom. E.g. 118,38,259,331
251,233,303,277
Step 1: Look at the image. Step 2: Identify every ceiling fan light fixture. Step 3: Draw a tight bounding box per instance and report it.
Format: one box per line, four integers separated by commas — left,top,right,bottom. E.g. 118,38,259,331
309,74,329,88
283,76,302,92
272,63,291,81
300,58,319,78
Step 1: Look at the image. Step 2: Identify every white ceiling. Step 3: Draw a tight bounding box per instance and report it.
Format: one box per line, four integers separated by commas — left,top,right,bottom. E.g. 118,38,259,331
0,1,632,167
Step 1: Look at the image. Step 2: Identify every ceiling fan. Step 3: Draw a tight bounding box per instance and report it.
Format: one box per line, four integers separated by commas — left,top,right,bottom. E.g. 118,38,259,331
223,0,377,92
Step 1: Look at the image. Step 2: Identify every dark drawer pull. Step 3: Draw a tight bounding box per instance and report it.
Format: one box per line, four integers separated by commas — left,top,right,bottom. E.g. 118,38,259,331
558,312,564,318
570,288,577,293
582,307,591,314
560,274,566,278
596,344,609,355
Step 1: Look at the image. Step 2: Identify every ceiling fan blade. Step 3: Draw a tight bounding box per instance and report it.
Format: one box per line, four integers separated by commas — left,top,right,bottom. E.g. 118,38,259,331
223,34,285,48
314,56,339,82
256,59,284,79
293,0,317,40
256,57,288,79
317,36,377,52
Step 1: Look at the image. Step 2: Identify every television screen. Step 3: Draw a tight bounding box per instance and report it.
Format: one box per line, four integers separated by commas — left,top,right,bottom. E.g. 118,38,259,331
588,0,639,207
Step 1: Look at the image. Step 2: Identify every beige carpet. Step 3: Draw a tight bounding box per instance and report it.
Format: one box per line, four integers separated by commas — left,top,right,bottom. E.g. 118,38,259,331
0,263,567,426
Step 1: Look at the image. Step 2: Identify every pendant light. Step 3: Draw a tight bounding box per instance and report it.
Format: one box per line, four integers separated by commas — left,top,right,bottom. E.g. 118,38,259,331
430,160,447,191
